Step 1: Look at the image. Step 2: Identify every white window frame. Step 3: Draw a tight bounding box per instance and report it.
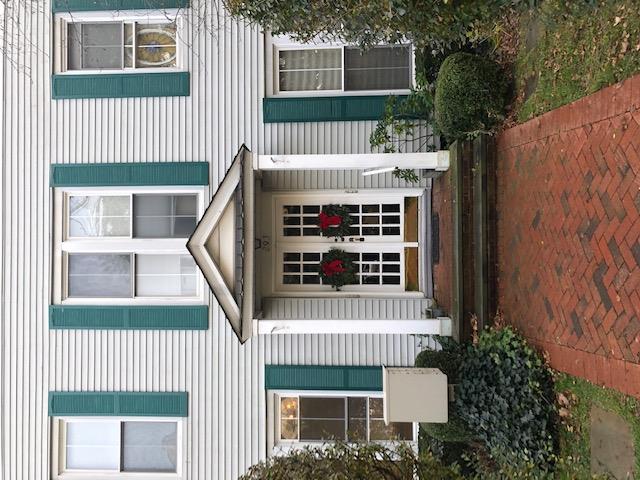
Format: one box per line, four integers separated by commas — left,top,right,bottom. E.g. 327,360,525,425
265,34,416,97
53,9,187,75
261,190,426,298
51,416,185,480
266,390,418,454
52,186,207,305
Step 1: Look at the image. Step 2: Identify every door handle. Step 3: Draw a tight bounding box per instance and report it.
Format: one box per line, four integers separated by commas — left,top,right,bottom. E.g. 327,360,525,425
349,237,365,242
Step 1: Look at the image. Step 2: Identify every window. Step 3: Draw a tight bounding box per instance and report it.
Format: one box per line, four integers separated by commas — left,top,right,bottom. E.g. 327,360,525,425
273,44,412,95
53,188,203,304
278,395,414,443
55,12,183,73
52,418,181,478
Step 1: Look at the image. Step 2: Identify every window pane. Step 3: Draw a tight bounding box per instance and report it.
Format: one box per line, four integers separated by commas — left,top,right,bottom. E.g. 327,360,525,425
134,23,177,68
278,46,342,92
280,70,341,92
68,195,130,237
68,23,122,70
133,194,197,238
345,46,411,91
299,397,346,441
368,397,413,441
136,254,197,297
68,254,131,297
279,49,341,69
122,422,177,473
66,421,120,470
280,397,298,440
347,397,367,442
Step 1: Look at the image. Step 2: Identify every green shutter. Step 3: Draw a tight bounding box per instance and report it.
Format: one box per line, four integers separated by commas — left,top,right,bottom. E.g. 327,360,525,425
50,161,208,187
52,0,189,13
52,72,190,99
48,392,188,416
49,306,208,330
265,365,383,391
262,95,406,123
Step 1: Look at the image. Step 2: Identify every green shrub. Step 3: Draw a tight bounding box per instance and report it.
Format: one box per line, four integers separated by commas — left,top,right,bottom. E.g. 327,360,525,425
415,348,461,383
455,326,556,467
241,441,463,480
415,348,475,443
225,0,530,51
434,53,509,140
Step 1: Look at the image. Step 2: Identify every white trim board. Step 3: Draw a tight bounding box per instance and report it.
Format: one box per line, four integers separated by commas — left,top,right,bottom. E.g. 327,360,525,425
257,152,450,171
255,317,452,335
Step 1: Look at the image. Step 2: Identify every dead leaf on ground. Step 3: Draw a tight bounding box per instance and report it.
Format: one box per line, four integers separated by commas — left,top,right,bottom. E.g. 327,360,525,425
557,392,570,407
559,407,571,418
614,16,623,26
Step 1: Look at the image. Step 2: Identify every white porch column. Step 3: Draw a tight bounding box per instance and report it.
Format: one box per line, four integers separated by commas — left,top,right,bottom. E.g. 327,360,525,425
256,152,450,172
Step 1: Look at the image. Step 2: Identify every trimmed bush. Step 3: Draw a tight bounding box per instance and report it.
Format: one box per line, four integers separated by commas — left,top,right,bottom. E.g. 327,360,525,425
415,348,474,443
415,348,461,383
434,53,509,140
455,326,556,467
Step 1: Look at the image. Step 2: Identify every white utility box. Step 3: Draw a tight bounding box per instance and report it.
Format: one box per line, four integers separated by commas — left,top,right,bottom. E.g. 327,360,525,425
383,367,448,424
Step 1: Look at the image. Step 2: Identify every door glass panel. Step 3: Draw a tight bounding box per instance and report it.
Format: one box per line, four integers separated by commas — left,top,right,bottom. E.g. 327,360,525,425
133,194,197,238
299,397,345,441
404,196,419,242
68,253,131,298
68,195,130,237
66,421,120,470
135,254,197,297
122,422,177,472
405,247,419,291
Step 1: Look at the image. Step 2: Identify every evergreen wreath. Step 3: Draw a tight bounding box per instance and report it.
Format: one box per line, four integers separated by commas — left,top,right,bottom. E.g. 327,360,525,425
318,204,353,239
319,248,357,291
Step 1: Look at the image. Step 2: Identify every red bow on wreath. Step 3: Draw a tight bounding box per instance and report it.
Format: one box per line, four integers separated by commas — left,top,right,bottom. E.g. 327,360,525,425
318,211,342,230
321,259,346,276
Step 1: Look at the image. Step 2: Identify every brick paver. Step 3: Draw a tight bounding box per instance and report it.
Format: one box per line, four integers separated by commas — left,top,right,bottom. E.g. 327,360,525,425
496,75,640,398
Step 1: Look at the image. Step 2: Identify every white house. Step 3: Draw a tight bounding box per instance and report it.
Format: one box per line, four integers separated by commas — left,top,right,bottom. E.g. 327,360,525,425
0,0,452,478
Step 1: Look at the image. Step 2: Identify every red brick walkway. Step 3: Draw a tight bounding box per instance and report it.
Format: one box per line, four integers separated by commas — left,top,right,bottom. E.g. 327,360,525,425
497,76,640,398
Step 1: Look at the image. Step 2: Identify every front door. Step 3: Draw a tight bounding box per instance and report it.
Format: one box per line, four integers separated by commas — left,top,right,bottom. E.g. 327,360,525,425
269,192,424,295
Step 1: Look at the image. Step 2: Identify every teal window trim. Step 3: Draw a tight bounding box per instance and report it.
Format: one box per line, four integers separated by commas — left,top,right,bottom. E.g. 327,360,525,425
52,0,190,13
52,72,190,99
262,95,407,123
50,161,209,187
265,365,383,391
48,391,188,416
49,305,208,330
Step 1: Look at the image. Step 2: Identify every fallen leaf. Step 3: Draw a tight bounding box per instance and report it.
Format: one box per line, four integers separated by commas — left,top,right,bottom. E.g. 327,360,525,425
559,407,571,418
558,392,570,406
614,16,622,26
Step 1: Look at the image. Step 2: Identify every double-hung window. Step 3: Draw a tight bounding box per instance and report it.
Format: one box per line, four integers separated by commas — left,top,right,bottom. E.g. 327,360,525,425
53,188,204,304
270,39,413,95
277,394,414,444
54,11,183,73
51,417,181,478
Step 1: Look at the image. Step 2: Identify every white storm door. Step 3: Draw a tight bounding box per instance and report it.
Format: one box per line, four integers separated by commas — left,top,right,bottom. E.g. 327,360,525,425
273,193,422,294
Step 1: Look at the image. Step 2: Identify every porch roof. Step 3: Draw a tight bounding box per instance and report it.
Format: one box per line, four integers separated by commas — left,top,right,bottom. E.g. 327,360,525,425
187,146,254,343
